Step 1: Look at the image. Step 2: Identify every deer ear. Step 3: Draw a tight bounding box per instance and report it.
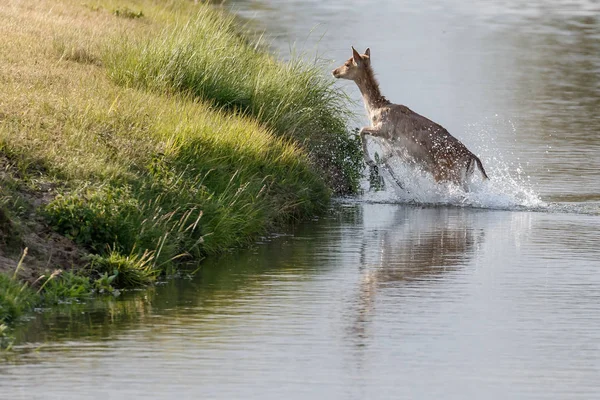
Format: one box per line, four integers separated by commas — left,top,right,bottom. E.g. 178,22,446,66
364,48,370,58
351,46,362,64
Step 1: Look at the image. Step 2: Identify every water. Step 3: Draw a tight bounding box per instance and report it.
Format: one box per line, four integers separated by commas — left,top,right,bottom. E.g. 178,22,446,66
2,204,600,398
2,1,600,399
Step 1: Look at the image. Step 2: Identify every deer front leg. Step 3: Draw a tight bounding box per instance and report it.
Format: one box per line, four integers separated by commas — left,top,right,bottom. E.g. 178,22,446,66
360,126,388,191
359,126,383,168
361,129,408,192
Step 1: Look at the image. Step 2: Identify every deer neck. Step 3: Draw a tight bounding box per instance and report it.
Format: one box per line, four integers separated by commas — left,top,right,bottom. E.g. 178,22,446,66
355,67,388,116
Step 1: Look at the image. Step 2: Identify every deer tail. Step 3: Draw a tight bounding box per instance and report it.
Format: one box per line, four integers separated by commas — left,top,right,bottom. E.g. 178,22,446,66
474,156,489,180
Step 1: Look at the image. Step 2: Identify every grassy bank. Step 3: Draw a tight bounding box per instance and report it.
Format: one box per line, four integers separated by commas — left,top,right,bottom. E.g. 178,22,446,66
0,0,361,334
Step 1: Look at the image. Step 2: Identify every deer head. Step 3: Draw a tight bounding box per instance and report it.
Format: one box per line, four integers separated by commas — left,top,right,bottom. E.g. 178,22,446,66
332,47,371,81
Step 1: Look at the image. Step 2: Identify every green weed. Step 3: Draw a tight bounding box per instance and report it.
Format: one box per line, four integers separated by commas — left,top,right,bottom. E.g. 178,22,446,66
41,271,92,304
93,271,118,294
88,250,157,289
43,185,139,252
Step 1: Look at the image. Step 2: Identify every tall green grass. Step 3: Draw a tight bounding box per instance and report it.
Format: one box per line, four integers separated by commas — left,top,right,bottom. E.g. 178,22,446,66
37,92,330,268
103,4,363,193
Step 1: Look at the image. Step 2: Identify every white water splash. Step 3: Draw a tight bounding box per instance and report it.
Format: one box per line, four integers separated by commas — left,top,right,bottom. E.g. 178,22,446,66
359,147,545,211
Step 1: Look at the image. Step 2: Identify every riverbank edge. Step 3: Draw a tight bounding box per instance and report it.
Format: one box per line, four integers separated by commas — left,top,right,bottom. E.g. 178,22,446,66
0,0,361,345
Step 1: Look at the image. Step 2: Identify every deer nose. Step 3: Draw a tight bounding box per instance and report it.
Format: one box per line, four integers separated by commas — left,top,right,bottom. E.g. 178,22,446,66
332,69,339,78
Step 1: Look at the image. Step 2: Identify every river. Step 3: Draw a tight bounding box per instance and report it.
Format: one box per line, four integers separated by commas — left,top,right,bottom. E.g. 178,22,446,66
1,0,599,399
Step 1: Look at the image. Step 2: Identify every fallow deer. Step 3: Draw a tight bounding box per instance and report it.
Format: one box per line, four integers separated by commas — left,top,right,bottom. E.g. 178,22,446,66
333,47,488,189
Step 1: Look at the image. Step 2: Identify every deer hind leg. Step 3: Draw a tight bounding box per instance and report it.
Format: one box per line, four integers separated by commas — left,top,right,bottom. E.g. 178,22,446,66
460,165,470,191
464,157,478,190
466,157,476,177
454,158,478,191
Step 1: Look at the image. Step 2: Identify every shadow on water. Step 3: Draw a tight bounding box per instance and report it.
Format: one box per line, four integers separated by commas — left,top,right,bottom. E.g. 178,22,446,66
346,205,484,344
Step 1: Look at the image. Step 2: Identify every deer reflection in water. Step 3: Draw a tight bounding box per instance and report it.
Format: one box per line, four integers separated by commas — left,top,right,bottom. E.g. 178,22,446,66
350,205,485,342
